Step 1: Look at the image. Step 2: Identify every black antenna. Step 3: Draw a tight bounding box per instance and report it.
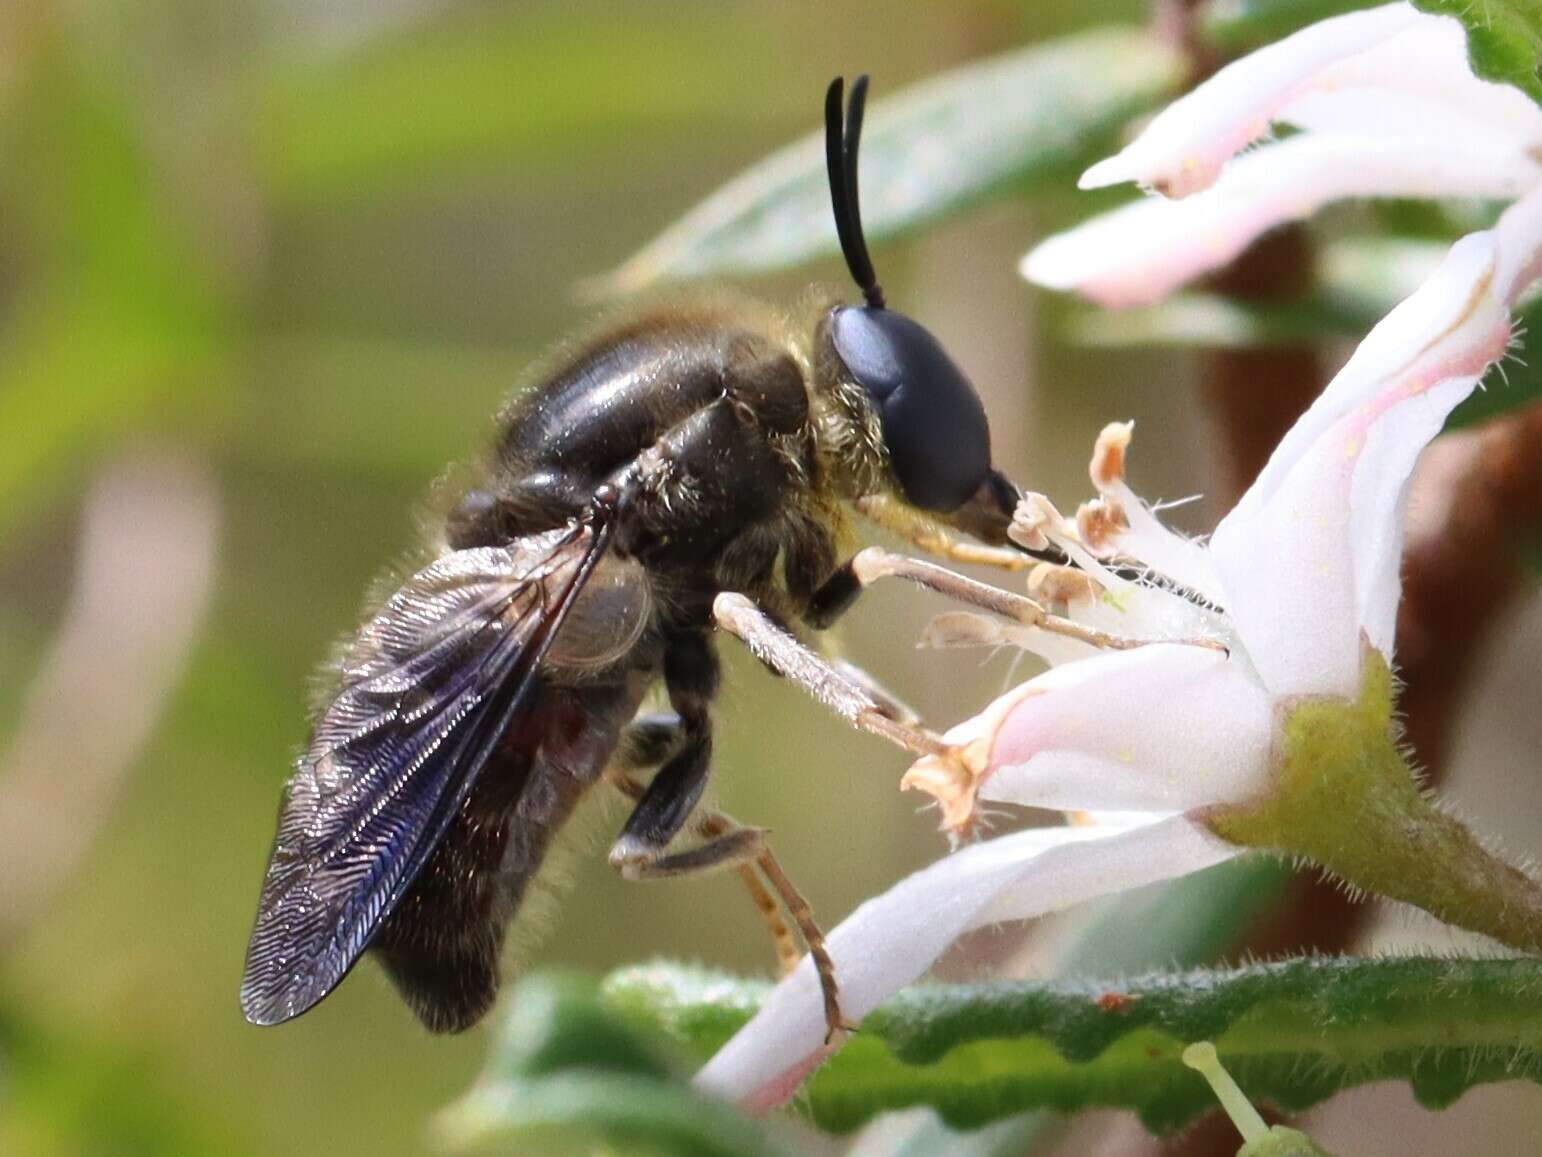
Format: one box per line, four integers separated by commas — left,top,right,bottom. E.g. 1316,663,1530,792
824,76,885,309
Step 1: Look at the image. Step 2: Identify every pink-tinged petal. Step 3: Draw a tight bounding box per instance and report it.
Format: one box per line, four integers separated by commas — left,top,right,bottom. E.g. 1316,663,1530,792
1079,1,1423,196
1347,375,1476,656
1301,13,1542,146
973,813,1237,924
1225,232,1498,523
1026,135,1536,308
1494,183,1542,304
1280,86,1540,156
965,644,1272,813
1212,233,1509,694
693,813,1239,1106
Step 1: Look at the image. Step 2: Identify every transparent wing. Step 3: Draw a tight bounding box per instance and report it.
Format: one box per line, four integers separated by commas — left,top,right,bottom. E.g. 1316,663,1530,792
240,521,611,1026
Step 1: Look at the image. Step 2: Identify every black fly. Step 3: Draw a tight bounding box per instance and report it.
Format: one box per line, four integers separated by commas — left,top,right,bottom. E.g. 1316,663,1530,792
242,77,1120,1039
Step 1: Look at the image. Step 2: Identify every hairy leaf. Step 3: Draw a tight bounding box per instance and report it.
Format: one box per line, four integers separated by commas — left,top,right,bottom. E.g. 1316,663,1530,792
605,957,1542,1135
597,29,1185,294
1412,0,1542,105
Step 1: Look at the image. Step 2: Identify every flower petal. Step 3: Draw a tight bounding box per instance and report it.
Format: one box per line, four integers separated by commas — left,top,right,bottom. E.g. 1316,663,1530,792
693,813,1239,1107
1280,86,1536,155
1297,12,1542,147
959,644,1273,813
1079,1,1424,196
1211,232,1510,695
1494,181,1542,304
1026,134,1538,308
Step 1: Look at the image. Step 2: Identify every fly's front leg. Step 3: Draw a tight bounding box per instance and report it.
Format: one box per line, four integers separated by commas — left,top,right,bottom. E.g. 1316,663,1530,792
713,591,989,838
830,659,919,726
855,493,1043,571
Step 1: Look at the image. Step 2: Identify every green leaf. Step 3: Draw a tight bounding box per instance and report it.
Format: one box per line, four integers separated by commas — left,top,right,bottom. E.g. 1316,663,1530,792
441,973,789,1156
1201,0,1380,54
598,28,1186,294
1412,0,1542,105
604,957,1542,1136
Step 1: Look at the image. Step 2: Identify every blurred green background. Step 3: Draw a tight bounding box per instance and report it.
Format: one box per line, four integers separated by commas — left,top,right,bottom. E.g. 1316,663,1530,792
20,1,1535,1155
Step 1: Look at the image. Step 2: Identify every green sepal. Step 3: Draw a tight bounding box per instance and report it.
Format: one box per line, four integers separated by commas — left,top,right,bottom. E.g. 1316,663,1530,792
1411,0,1542,105
1210,649,1542,955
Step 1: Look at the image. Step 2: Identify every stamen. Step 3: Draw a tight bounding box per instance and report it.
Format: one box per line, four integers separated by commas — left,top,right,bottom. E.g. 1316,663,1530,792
1181,1042,1269,1143
1009,492,1067,552
1091,421,1133,489
1076,498,1129,555
1027,563,1100,608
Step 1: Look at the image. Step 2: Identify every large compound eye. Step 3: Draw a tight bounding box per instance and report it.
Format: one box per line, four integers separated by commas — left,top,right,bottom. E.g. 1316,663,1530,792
830,305,992,512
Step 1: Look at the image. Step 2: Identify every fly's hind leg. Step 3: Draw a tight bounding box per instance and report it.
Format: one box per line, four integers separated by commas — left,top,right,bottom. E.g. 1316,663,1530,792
608,765,849,1038
611,713,798,974
606,642,851,1039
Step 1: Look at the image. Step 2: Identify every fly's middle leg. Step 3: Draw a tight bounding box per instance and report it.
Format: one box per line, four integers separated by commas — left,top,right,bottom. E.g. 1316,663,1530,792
607,634,722,876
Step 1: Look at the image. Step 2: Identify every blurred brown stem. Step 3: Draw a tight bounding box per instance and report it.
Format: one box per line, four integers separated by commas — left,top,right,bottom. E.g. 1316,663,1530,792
0,451,219,947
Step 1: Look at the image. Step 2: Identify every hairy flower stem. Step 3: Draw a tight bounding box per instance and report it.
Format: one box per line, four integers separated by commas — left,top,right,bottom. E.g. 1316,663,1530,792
1209,650,1542,953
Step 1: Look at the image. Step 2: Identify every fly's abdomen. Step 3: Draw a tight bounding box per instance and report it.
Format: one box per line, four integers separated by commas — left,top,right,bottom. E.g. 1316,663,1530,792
370,676,647,1032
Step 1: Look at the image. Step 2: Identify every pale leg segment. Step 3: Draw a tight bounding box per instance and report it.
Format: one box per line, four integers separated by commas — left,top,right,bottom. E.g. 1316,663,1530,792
855,493,1034,571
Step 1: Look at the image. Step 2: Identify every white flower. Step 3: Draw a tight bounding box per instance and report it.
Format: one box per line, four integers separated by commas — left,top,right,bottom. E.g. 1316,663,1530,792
1022,1,1542,307
694,186,1542,1109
